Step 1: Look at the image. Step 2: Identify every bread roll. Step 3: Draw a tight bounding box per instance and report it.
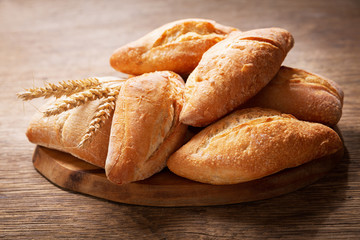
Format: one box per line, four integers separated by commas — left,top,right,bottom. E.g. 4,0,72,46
110,18,237,76
168,108,343,185
106,71,187,184
25,77,127,168
26,100,112,168
180,28,294,127
246,66,344,126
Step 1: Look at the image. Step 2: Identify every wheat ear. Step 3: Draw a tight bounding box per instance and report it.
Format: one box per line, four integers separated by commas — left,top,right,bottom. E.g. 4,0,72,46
43,87,113,116
77,90,119,147
17,78,100,100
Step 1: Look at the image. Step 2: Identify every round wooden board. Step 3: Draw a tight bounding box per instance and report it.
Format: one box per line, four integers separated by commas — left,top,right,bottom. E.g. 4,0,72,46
33,145,343,207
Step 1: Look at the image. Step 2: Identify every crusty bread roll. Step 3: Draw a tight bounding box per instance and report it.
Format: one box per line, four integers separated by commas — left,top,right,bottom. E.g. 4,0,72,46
168,108,343,185
106,71,187,184
110,18,237,76
25,77,127,168
26,100,112,168
180,28,294,127
245,66,344,126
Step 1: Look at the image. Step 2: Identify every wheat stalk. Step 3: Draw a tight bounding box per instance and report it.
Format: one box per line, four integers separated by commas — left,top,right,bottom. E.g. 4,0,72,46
78,90,119,147
17,78,101,100
43,87,116,116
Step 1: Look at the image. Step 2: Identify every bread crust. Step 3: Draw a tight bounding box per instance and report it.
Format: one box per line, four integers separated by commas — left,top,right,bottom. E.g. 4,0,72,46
246,66,344,126
110,18,237,75
168,108,343,185
106,71,187,184
26,100,112,168
180,28,294,127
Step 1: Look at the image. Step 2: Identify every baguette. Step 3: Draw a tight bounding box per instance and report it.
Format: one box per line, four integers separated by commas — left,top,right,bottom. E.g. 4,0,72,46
168,108,343,185
180,28,294,127
110,18,237,76
246,66,344,126
106,71,187,184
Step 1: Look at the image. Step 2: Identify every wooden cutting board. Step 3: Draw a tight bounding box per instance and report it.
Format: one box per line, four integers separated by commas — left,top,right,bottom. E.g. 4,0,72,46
33,145,343,207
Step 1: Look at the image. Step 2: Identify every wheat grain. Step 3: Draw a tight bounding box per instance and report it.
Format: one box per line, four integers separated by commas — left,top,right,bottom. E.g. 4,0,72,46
17,78,100,100
78,91,118,147
43,87,113,116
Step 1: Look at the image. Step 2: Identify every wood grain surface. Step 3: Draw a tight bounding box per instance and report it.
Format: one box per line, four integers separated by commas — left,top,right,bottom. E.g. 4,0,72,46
1,0,359,239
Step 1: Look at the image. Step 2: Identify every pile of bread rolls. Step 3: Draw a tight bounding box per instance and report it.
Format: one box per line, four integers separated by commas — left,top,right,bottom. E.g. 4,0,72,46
26,19,344,186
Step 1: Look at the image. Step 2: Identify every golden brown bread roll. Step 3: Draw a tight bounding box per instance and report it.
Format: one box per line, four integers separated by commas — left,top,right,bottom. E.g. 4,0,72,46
25,76,127,168
106,71,187,184
26,100,112,168
246,66,344,126
168,108,343,185
110,18,237,76
180,28,294,127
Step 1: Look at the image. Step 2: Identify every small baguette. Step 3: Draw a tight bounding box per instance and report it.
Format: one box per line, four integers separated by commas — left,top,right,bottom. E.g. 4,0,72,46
180,28,294,127
246,66,344,126
110,18,237,75
26,100,112,168
168,108,343,185
106,71,187,184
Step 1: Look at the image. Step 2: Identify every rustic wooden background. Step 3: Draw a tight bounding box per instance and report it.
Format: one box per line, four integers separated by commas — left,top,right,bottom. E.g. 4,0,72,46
1,0,359,239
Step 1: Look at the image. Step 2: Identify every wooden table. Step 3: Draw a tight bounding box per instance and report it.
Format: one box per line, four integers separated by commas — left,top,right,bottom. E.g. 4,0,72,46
1,0,359,239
